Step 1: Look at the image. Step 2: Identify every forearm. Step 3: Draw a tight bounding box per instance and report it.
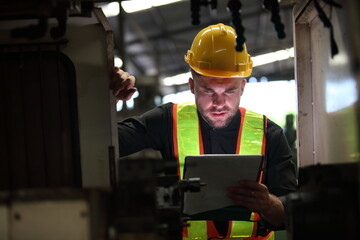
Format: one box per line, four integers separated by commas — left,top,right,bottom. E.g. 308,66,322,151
260,194,285,227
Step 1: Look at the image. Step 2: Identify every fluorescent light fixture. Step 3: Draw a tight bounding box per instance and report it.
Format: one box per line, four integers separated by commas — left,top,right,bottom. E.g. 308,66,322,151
252,47,294,67
260,76,269,82
121,0,184,13
248,77,257,83
162,72,191,86
162,90,194,104
152,0,184,7
100,2,120,17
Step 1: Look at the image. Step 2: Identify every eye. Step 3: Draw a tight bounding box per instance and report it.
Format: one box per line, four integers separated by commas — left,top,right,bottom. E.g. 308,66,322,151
203,89,213,94
226,89,236,94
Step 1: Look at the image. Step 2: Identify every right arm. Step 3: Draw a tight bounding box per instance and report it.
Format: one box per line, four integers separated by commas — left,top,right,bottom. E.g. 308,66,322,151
117,103,175,158
110,68,175,160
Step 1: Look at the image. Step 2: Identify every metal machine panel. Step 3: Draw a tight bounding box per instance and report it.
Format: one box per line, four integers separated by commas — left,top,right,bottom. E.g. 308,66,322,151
0,7,118,188
0,203,8,240
11,200,90,240
0,189,110,240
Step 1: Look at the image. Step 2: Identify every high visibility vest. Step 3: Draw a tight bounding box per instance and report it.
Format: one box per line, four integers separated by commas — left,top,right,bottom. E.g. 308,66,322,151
172,102,274,240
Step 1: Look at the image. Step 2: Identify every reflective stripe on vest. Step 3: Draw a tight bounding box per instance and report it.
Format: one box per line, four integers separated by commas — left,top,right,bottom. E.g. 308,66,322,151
172,102,271,240
173,102,202,179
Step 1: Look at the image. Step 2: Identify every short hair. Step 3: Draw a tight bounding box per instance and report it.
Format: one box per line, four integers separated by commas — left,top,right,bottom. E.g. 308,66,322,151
190,68,201,79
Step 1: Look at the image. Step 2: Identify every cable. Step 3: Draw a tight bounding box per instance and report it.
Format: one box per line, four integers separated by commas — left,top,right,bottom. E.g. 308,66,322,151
227,0,245,52
263,0,286,39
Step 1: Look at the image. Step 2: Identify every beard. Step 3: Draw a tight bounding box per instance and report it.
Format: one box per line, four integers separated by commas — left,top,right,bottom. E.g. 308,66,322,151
199,106,237,129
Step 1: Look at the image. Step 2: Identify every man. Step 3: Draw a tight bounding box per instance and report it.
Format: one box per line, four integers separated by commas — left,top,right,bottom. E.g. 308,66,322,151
110,23,297,240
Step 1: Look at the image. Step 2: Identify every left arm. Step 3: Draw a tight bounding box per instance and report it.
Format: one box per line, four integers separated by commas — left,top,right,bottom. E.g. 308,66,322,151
227,180,285,227
227,120,297,228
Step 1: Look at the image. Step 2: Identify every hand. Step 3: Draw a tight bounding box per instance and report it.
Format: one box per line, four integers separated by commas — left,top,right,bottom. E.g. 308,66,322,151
227,180,285,227
109,67,137,101
227,180,271,213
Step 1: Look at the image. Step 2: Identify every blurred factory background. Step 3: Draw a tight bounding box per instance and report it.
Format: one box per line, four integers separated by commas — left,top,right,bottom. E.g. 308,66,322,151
0,0,359,240
100,0,297,127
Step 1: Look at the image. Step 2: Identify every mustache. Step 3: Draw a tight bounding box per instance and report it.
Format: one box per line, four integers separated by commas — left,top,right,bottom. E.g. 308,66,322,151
210,107,229,112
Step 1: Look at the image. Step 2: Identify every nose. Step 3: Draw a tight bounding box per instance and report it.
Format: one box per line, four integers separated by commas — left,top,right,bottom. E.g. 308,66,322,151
213,94,226,106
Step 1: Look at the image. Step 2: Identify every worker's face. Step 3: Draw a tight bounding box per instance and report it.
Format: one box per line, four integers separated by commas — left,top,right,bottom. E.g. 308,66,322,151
189,75,246,129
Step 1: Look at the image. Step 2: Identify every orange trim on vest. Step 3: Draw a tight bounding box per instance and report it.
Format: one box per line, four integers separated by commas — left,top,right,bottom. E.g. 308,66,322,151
261,116,268,155
226,221,233,239
258,116,268,183
182,224,189,238
172,104,180,177
205,220,233,239
207,221,219,238
236,107,247,154
198,121,205,154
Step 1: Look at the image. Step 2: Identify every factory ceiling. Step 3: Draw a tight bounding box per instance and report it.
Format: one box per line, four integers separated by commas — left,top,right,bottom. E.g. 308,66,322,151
108,0,296,88
0,0,296,93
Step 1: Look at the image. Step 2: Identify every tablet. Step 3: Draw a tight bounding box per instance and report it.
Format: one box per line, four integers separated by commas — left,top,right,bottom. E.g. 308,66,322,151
183,154,264,216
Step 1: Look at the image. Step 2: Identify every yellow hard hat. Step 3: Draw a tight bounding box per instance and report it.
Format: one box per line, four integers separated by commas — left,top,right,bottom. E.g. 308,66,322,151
184,23,253,78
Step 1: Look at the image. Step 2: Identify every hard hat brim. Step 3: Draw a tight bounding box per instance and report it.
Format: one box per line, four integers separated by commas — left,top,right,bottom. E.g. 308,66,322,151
189,64,253,78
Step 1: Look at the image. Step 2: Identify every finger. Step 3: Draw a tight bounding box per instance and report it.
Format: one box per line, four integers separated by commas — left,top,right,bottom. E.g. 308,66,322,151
228,186,255,196
238,180,269,193
126,76,136,89
227,192,259,211
110,66,121,78
122,87,137,100
228,186,269,205
114,87,137,101
116,73,135,90
238,180,260,188
119,77,135,91
110,72,135,94
120,71,130,81
228,187,261,198
109,68,122,90
228,194,256,203
109,68,126,86
112,78,128,96
228,190,267,211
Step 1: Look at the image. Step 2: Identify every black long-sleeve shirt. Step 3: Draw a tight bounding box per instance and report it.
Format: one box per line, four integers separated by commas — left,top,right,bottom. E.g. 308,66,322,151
118,102,297,234
118,102,297,197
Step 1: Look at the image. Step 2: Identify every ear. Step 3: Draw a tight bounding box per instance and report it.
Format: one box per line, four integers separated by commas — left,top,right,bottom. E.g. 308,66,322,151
189,77,195,94
240,79,246,96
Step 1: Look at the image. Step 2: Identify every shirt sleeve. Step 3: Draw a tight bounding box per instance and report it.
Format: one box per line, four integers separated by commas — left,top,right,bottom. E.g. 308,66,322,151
117,103,173,157
263,119,298,196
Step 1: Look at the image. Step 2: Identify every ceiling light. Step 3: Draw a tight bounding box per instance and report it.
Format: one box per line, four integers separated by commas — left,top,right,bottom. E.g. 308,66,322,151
99,2,120,17
162,72,191,86
121,0,184,13
252,47,294,67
